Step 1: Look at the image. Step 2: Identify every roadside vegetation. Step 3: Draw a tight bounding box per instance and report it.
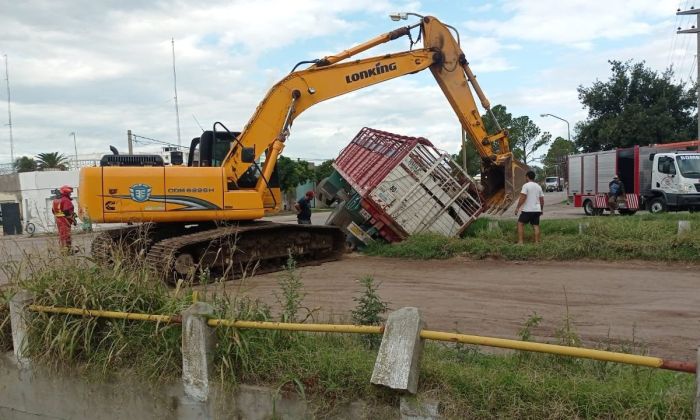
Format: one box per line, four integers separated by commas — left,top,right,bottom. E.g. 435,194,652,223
365,213,700,262
0,288,12,353
0,249,694,418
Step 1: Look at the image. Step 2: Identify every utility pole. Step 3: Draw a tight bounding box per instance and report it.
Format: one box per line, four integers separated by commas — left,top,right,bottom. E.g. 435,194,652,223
677,7,700,140
171,38,182,146
4,55,14,164
70,132,78,166
127,129,133,154
461,129,467,172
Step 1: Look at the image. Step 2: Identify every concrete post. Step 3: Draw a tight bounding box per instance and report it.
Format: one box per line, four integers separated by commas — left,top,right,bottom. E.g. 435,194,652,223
371,307,425,394
695,346,700,420
487,221,499,232
400,396,440,420
578,223,589,234
678,220,691,236
8,291,33,367
181,302,215,403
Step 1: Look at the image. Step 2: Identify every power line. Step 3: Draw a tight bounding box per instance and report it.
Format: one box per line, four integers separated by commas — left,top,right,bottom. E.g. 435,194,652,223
132,134,188,149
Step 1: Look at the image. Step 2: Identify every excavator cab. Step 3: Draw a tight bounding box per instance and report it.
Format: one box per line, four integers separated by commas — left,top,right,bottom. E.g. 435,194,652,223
187,130,241,167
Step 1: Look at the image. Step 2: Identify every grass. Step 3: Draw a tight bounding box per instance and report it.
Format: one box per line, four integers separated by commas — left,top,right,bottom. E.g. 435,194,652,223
364,213,700,262
0,246,694,417
0,288,12,353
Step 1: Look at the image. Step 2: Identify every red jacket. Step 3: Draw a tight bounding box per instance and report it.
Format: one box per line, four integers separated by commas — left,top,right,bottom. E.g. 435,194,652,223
52,196,74,217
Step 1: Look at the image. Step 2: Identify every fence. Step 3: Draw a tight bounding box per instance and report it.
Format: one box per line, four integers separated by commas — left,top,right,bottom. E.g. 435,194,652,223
7,294,700,417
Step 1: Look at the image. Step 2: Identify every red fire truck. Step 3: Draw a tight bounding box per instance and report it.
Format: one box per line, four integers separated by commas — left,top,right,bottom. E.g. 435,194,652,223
568,140,700,215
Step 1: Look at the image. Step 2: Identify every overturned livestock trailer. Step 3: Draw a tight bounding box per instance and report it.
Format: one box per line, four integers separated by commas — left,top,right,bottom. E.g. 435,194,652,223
319,127,484,246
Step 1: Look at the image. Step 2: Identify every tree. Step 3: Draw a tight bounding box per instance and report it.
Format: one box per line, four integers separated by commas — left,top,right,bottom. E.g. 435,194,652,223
468,104,550,166
575,60,696,152
277,156,313,193
509,116,551,166
452,140,482,176
543,137,577,175
314,159,335,182
35,152,70,171
13,156,37,173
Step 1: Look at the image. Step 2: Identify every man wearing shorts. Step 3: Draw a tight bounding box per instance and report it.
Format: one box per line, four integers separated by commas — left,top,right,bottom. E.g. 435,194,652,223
514,170,544,244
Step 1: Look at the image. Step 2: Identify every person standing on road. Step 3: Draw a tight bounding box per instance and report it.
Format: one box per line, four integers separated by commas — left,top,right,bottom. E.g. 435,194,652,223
52,185,76,250
294,191,314,225
608,175,625,215
514,171,544,244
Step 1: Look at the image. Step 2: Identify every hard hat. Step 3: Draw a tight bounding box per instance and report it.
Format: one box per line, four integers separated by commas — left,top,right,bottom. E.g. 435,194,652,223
613,175,619,179
306,190,315,198
59,185,73,195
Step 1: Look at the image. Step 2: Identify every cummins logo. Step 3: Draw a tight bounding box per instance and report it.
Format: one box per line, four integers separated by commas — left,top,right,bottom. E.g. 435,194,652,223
345,62,397,84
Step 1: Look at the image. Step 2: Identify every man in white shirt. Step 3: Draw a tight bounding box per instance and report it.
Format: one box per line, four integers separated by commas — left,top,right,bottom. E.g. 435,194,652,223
514,170,544,244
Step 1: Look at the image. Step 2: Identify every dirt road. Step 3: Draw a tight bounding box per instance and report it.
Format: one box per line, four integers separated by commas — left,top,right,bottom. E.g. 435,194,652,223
216,255,700,360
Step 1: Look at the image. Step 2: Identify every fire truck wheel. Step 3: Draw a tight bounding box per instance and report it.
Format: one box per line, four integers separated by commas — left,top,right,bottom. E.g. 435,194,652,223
648,198,667,214
583,199,595,216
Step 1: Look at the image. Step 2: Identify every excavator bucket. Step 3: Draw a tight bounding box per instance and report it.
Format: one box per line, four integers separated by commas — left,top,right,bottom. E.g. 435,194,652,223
481,155,530,214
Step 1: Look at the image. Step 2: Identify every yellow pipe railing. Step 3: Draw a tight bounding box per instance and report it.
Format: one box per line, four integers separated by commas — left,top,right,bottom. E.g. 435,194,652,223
208,319,383,334
419,330,663,369
29,304,177,324
26,305,696,374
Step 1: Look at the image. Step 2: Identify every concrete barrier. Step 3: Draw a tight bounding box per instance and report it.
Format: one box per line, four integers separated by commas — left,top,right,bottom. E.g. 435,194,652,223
371,307,425,394
678,220,691,236
696,346,700,420
8,291,33,367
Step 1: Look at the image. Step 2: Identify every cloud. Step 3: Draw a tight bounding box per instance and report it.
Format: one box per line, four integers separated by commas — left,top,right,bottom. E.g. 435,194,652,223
464,0,677,47
0,0,423,162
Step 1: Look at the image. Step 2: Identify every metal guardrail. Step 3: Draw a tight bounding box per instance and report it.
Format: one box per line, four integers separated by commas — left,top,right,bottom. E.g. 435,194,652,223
27,304,697,374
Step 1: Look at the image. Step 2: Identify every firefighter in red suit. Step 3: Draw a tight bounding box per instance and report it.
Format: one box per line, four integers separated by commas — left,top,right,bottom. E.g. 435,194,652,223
52,185,75,249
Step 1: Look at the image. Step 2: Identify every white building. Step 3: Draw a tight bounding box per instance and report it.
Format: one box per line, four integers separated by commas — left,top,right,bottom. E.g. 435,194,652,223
18,170,80,233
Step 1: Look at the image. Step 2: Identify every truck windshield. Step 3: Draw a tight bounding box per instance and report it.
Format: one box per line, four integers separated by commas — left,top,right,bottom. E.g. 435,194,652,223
545,177,557,183
676,155,700,178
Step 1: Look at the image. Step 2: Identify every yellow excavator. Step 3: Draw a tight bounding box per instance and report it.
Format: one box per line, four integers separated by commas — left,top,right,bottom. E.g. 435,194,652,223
79,15,528,281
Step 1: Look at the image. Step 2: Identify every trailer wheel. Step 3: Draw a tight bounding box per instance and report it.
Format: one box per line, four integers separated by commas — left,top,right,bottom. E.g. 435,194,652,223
648,198,667,214
583,199,595,216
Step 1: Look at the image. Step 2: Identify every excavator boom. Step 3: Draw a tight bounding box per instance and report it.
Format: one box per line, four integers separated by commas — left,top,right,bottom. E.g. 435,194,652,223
80,15,527,281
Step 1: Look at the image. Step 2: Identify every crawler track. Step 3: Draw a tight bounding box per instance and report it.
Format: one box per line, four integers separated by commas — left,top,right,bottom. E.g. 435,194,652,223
92,222,346,283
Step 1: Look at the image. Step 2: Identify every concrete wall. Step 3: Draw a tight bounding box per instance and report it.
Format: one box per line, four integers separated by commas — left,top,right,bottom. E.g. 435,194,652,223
17,171,79,233
0,353,371,420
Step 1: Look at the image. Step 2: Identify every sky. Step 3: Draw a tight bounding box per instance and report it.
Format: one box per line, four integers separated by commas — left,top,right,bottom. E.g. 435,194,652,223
0,0,696,166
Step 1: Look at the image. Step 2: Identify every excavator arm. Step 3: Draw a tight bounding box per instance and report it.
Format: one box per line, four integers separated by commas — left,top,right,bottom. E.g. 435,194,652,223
222,16,527,213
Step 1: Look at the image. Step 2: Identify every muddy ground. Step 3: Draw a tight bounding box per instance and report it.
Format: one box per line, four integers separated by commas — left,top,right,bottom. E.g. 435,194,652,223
210,256,700,360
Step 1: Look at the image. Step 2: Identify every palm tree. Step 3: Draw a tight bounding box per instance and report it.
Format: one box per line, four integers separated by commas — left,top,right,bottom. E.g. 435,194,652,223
13,156,38,173
35,152,70,171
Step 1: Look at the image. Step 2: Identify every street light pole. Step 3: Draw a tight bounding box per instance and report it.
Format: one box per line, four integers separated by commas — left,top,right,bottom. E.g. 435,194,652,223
540,113,571,184
540,113,571,141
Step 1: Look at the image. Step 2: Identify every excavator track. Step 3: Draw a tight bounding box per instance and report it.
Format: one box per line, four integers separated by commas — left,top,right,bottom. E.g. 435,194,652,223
93,221,346,284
